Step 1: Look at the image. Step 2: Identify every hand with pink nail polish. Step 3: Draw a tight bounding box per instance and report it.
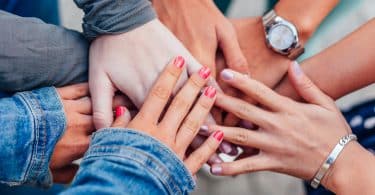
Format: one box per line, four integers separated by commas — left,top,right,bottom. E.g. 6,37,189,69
111,56,224,176
88,19,220,130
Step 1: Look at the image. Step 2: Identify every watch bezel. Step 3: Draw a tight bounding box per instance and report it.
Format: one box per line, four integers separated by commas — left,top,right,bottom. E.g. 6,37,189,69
264,17,299,55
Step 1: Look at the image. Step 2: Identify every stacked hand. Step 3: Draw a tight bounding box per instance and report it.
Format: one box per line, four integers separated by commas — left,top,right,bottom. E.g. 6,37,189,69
110,57,223,175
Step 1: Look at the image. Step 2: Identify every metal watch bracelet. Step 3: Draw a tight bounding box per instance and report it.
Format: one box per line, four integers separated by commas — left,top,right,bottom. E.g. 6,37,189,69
310,134,358,189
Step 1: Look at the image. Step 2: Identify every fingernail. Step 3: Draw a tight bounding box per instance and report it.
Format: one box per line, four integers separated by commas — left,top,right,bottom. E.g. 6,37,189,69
173,56,185,68
220,142,232,154
200,125,209,132
211,164,222,175
292,61,303,77
213,130,224,141
204,86,217,99
240,120,255,129
115,106,126,117
198,66,211,79
221,69,234,81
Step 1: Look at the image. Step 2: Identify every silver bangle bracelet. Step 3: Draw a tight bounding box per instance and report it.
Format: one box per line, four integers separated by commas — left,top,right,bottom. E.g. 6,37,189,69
310,134,357,189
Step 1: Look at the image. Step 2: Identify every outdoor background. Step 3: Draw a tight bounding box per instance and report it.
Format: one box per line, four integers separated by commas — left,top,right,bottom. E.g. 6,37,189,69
59,0,375,195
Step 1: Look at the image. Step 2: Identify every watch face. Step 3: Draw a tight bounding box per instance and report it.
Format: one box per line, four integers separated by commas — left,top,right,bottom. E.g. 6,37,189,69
268,24,295,50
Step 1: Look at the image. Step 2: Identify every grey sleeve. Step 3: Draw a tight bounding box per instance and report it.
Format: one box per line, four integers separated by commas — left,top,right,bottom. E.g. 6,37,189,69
74,0,156,40
0,11,89,93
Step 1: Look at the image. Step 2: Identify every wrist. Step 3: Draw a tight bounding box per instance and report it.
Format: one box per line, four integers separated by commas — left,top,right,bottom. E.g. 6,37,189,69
321,142,373,193
273,4,314,43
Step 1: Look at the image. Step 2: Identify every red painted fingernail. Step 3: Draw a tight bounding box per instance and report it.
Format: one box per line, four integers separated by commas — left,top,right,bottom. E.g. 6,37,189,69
213,130,224,141
204,86,216,99
198,67,211,79
173,56,185,68
115,106,126,117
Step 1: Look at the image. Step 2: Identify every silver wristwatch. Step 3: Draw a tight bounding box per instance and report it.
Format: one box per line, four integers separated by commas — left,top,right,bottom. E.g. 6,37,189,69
262,10,305,60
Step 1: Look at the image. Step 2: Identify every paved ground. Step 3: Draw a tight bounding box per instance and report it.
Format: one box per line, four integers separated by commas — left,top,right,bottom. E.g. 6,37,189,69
59,1,374,195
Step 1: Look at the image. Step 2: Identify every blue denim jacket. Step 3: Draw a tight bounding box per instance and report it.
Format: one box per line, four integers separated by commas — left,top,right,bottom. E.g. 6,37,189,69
0,87,195,193
61,129,195,194
0,87,65,188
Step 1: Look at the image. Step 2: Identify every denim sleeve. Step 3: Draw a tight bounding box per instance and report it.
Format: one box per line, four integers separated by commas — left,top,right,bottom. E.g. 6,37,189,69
61,129,195,195
0,87,66,188
0,11,89,93
74,0,156,40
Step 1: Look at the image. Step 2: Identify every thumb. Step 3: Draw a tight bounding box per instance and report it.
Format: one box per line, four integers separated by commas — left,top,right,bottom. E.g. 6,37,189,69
90,73,116,129
288,62,332,107
217,25,248,73
112,106,131,128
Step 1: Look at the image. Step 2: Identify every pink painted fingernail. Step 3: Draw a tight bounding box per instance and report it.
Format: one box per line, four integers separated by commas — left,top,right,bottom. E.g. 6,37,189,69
211,164,223,175
173,56,185,68
204,86,216,99
213,130,224,141
115,106,126,117
221,69,234,81
199,67,211,79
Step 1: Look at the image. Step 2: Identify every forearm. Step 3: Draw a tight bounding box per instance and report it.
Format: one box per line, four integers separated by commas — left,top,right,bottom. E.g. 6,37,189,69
62,129,195,194
274,0,339,42
74,0,156,40
0,11,89,92
276,19,375,100
322,142,375,194
0,87,66,188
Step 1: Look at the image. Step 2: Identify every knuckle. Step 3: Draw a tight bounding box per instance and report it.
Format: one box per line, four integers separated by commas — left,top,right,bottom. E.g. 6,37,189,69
233,131,250,144
197,98,213,111
151,85,171,100
252,83,268,99
93,112,111,128
181,118,200,136
227,57,248,71
190,151,206,163
243,161,256,172
233,104,251,119
299,78,315,91
170,97,190,111
189,76,205,89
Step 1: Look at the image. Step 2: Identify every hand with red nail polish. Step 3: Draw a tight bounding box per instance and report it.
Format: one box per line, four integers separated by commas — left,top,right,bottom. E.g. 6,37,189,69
88,19,221,130
109,57,223,176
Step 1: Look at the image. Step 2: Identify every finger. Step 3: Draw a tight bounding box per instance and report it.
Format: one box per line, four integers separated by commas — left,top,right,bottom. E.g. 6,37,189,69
190,135,223,165
176,86,216,151
113,94,137,110
288,62,333,108
137,56,185,123
215,93,272,128
185,130,224,174
112,106,131,128
57,83,89,100
90,71,116,129
160,67,211,133
73,97,92,115
223,113,241,127
209,125,269,149
217,24,248,73
211,155,271,176
52,164,79,184
220,69,288,111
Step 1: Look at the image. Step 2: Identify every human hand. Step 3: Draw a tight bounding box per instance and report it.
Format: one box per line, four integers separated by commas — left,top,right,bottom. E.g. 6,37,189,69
217,17,292,126
111,57,224,175
89,19,220,129
51,84,133,183
153,0,247,77
210,62,354,183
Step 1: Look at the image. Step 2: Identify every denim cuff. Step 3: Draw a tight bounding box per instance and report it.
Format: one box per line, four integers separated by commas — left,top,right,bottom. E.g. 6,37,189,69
88,129,196,194
74,0,156,40
1,87,66,188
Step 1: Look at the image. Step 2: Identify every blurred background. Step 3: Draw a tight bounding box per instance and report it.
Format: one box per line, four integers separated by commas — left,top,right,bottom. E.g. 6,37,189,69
0,0,374,194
